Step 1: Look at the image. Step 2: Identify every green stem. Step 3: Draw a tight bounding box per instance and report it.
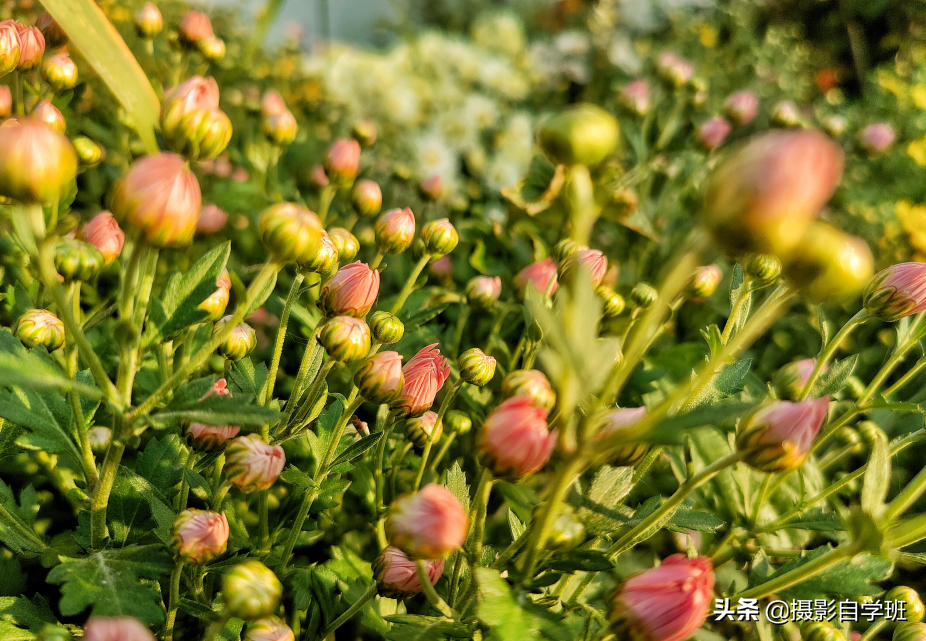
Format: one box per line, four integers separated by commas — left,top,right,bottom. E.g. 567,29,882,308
258,490,270,553
451,306,470,360
370,251,384,270
885,463,926,521
319,584,378,639
721,282,753,344
430,431,457,472
318,184,336,226
279,325,323,425
883,355,926,397
471,468,494,566
731,544,856,600
416,559,454,618
888,512,926,548
211,480,232,511
389,254,431,316
858,619,887,641
90,439,126,549
261,272,305,405
175,450,199,512
164,561,184,641
796,309,869,401
413,379,463,491
374,417,396,549
66,284,98,488
12,70,23,115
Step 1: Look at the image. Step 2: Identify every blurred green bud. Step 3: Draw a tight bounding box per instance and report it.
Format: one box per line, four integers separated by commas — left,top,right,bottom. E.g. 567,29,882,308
167,107,232,161
369,311,404,345
134,3,163,38
782,222,874,303
222,560,281,620
630,282,658,309
257,202,323,265
352,119,377,147
299,231,339,274
770,100,801,128
54,238,104,282
351,179,382,217
420,218,459,258
36,624,71,641
405,411,442,449
688,265,722,299
41,53,78,92
72,136,105,167
742,253,782,284
844,375,866,400
262,109,297,147
214,316,257,361
535,503,585,551
894,622,926,641
328,227,360,263
16,309,65,352
445,410,472,434
465,276,502,310
802,621,847,641
198,35,226,62
886,586,925,624
597,286,625,318
459,348,497,386
553,238,586,264
538,103,619,166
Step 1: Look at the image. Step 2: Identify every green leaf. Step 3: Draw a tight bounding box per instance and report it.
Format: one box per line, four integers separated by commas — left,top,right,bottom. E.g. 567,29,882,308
668,503,726,532
444,462,470,513
861,425,890,516
41,0,160,153
811,355,858,398
402,304,450,331
177,598,218,620
0,385,81,464
777,509,844,532
311,478,351,512
643,401,756,445
331,431,384,468
751,545,893,600
229,359,269,399
729,264,745,309
686,358,752,409
0,622,33,640
542,550,613,572
384,615,471,641
309,399,344,462
508,510,525,540
46,545,173,624
0,482,45,554
0,419,25,460
112,467,176,544
280,466,316,489
475,568,537,641
148,393,281,429
244,269,279,317
136,435,185,492
572,466,633,536
0,350,102,401
0,595,57,632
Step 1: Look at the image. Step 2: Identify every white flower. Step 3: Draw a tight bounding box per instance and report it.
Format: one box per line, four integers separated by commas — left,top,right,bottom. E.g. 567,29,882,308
415,132,459,190
554,31,591,56
464,94,499,132
472,10,526,58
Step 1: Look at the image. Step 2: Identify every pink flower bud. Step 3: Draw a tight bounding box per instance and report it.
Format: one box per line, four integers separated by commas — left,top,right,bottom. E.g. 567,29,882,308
465,276,502,310
244,617,295,641
770,100,801,128
391,343,450,417
736,398,829,472
320,261,380,317
609,554,714,641
0,86,11,118
257,202,323,265
171,508,229,564
373,546,444,598
161,76,221,141
186,422,240,451
41,53,77,92
260,90,287,117
328,227,359,262
772,358,823,400
458,348,496,386
859,122,896,155
200,378,232,400
178,11,214,47
300,230,339,274
31,99,65,134
594,407,649,467
351,179,382,217
134,3,163,39
0,119,76,204
696,117,731,151
352,119,377,146
429,255,453,284
354,351,405,404
198,270,231,321
655,51,694,87
375,207,416,254
0,21,21,76
15,24,44,70
386,483,468,559
501,369,556,412
308,164,329,188
197,203,228,235
688,265,722,299
421,218,459,257
78,212,125,266
863,262,926,321
516,257,559,298
722,90,759,126
405,411,442,449
16,308,65,351
262,109,297,147
225,434,286,492
479,396,556,478
419,174,443,201
325,138,361,184
618,80,650,116
84,617,155,641
318,316,371,362
560,249,607,287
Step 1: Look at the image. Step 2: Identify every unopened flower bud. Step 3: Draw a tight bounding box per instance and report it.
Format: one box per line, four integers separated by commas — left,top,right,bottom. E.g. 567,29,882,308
178,11,214,48
742,253,781,284
160,76,220,142
110,152,202,247
77,212,124,266
608,554,714,641
36,624,71,641
592,406,649,466
445,410,472,434
354,351,405,405
418,175,443,201
197,203,228,235
41,53,77,93
375,208,416,254
769,100,801,128
369,311,404,345
88,426,111,453
197,270,231,322
171,509,228,564
321,261,380,317
213,316,256,361
598,286,626,318
405,411,442,449
630,282,658,309
465,276,502,310
539,103,619,166
83,617,155,641
802,622,848,641
430,256,455,284
352,119,377,146
0,21,22,76
696,117,730,151
351,179,382,217
772,359,823,401
688,265,722,299
328,227,359,262
560,248,607,286
618,80,650,116
821,114,848,138
186,422,239,451
420,218,458,258
222,560,282,620
319,316,371,362
536,503,585,551
54,238,104,282
459,348,496,386
886,586,925,624
552,238,586,264
782,223,873,303
863,262,926,322
257,202,323,265
16,24,44,71
655,50,695,87
0,120,77,204
244,617,294,641
515,258,558,298
31,99,65,134
386,483,468,559
16,309,64,351
262,109,297,147
391,344,450,418
171,107,233,161
225,434,285,493
135,3,163,39
859,122,896,155
893,623,926,641
723,90,759,126
480,396,556,478
198,35,225,62
736,398,829,472
325,138,361,185
300,230,339,274
0,86,11,118
73,136,105,167
501,369,556,412
373,546,443,598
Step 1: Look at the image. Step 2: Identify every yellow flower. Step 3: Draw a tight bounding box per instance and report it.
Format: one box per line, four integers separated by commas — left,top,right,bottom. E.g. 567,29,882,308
907,136,926,167
912,85,926,110
698,24,718,48
896,200,926,257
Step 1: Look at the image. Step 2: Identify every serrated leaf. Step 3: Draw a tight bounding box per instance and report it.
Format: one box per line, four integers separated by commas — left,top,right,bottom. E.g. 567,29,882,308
729,264,745,309
0,383,82,466
444,462,470,513
178,598,218,620
331,431,384,468
0,622,32,640
46,545,173,624
135,435,185,492
311,399,344,461
475,568,538,640
0,481,44,554
750,545,893,600
311,478,351,512
687,358,751,409
384,615,471,641
777,509,845,532
811,355,858,398
402,303,450,331
0,595,57,632
668,504,725,532
508,510,525,540
572,466,633,536
542,550,613,572
112,467,175,544
280,466,316,489
182,468,212,502
148,393,280,429
229,359,269,399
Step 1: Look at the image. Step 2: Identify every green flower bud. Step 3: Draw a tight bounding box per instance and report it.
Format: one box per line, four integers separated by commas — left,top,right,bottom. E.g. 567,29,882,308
688,265,722,299
36,624,71,641
630,282,658,310
41,53,78,92
887,586,926,624
770,100,802,128
262,109,298,147
802,621,847,641
72,136,105,167
352,119,377,147
465,276,502,310
597,286,625,318
351,179,382,217
222,560,281,620
781,222,874,303
258,202,323,265
538,103,619,167
458,348,496,386
213,316,257,361
534,504,585,551
895,622,926,641
552,238,586,265
54,238,104,282
742,253,782,284
445,410,472,434
134,3,163,39
0,120,78,205
319,316,371,362
198,35,226,62
328,227,359,263
16,309,65,352
299,230,339,274
420,218,459,258
167,107,232,162
405,411,442,449
369,311,404,344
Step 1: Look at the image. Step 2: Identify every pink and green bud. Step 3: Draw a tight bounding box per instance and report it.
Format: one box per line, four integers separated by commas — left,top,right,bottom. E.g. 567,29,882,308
78,212,124,266
515,258,558,298
225,434,286,493
429,255,452,284
538,103,620,166
171,508,229,564
32,99,65,134
351,179,382,217
630,282,658,309
723,90,759,126
445,410,472,434
196,203,228,235
198,35,226,62
386,483,468,559
655,51,695,87
560,248,607,287
178,11,214,47
594,407,650,467
83,617,155,641
821,114,848,138
160,76,220,142
782,223,873,303
319,316,371,362
299,230,339,274
262,109,297,146
688,265,722,299
110,152,202,247
369,311,404,344
373,546,444,598
609,554,714,641
459,348,496,386
770,100,801,127
390,343,450,417
352,119,377,147
257,202,323,265
170,106,233,161
736,398,829,472
15,24,44,71
328,227,359,262
134,3,163,39
501,369,556,413
0,86,11,118
465,276,502,310
859,122,896,155
420,218,458,258
354,351,405,405
803,622,849,641
244,617,294,641
54,238,104,282
325,138,361,185
214,316,257,361
863,262,926,321
553,238,586,264
41,53,77,92
405,411,443,449
186,422,239,451
16,309,65,351
197,270,231,322
320,261,380,317
772,359,823,401
418,175,443,201
618,80,650,116
742,252,782,284
73,136,105,167
375,207,416,254
222,560,282,620
696,117,731,151
0,21,22,76
479,396,556,479
260,90,287,117
598,286,626,318
308,164,329,188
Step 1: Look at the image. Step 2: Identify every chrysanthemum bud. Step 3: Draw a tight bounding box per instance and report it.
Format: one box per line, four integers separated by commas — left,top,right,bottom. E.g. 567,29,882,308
390,344,450,417
0,21,22,76
72,136,105,167
386,483,468,559
594,407,650,467
373,546,444,598
630,282,658,309
351,179,382,217
501,369,556,412
257,202,323,265
244,617,294,641
515,258,558,298
16,309,64,351
429,256,453,284
552,238,585,264
32,99,65,134
87,426,111,454
36,624,71,641
196,203,228,235
418,175,443,201
110,153,202,247
354,351,405,404
723,90,759,126
802,621,848,641
598,286,626,318
701,129,844,257
688,265,722,299
196,270,231,322
770,100,801,128
328,227,359,262
352,119,377,147
171,508,228,564
319,316,371,362
171,106,233,161
893,623,926,641
76,212,124,266
459,348,496,386
405,411,442,449
608,555,713,641
178,11,213,48
859,122,896,155
736,398,829,472
419,218,458,258
258,91,285,118
821,114,848,138
782,223,873,303
696,117,730,151
213,316,257,361
863,263,926,322
655,51,695,87
134,3,163,39
479,396,555,479
742,253,781,284
0,86,11,118
307,164,329,188
222,560,282,620
369,310,404,345
16,24,44,70
320,261,380,317
618,80,650,116
772,359,822,401
41,53,78,94
536,503,585,551
560,248,607,286
375,207,416,254
160,76,220,141
325,138,361,185
445,410,472,434
886,586,925,624
538,103,619,166
54,238,104,282
262,109,297,147
225,434,285,493
300,230,339,274
186,422,239,451
83,617,155,641
465,276,502,310
0,120,76,204
198,35,225,62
